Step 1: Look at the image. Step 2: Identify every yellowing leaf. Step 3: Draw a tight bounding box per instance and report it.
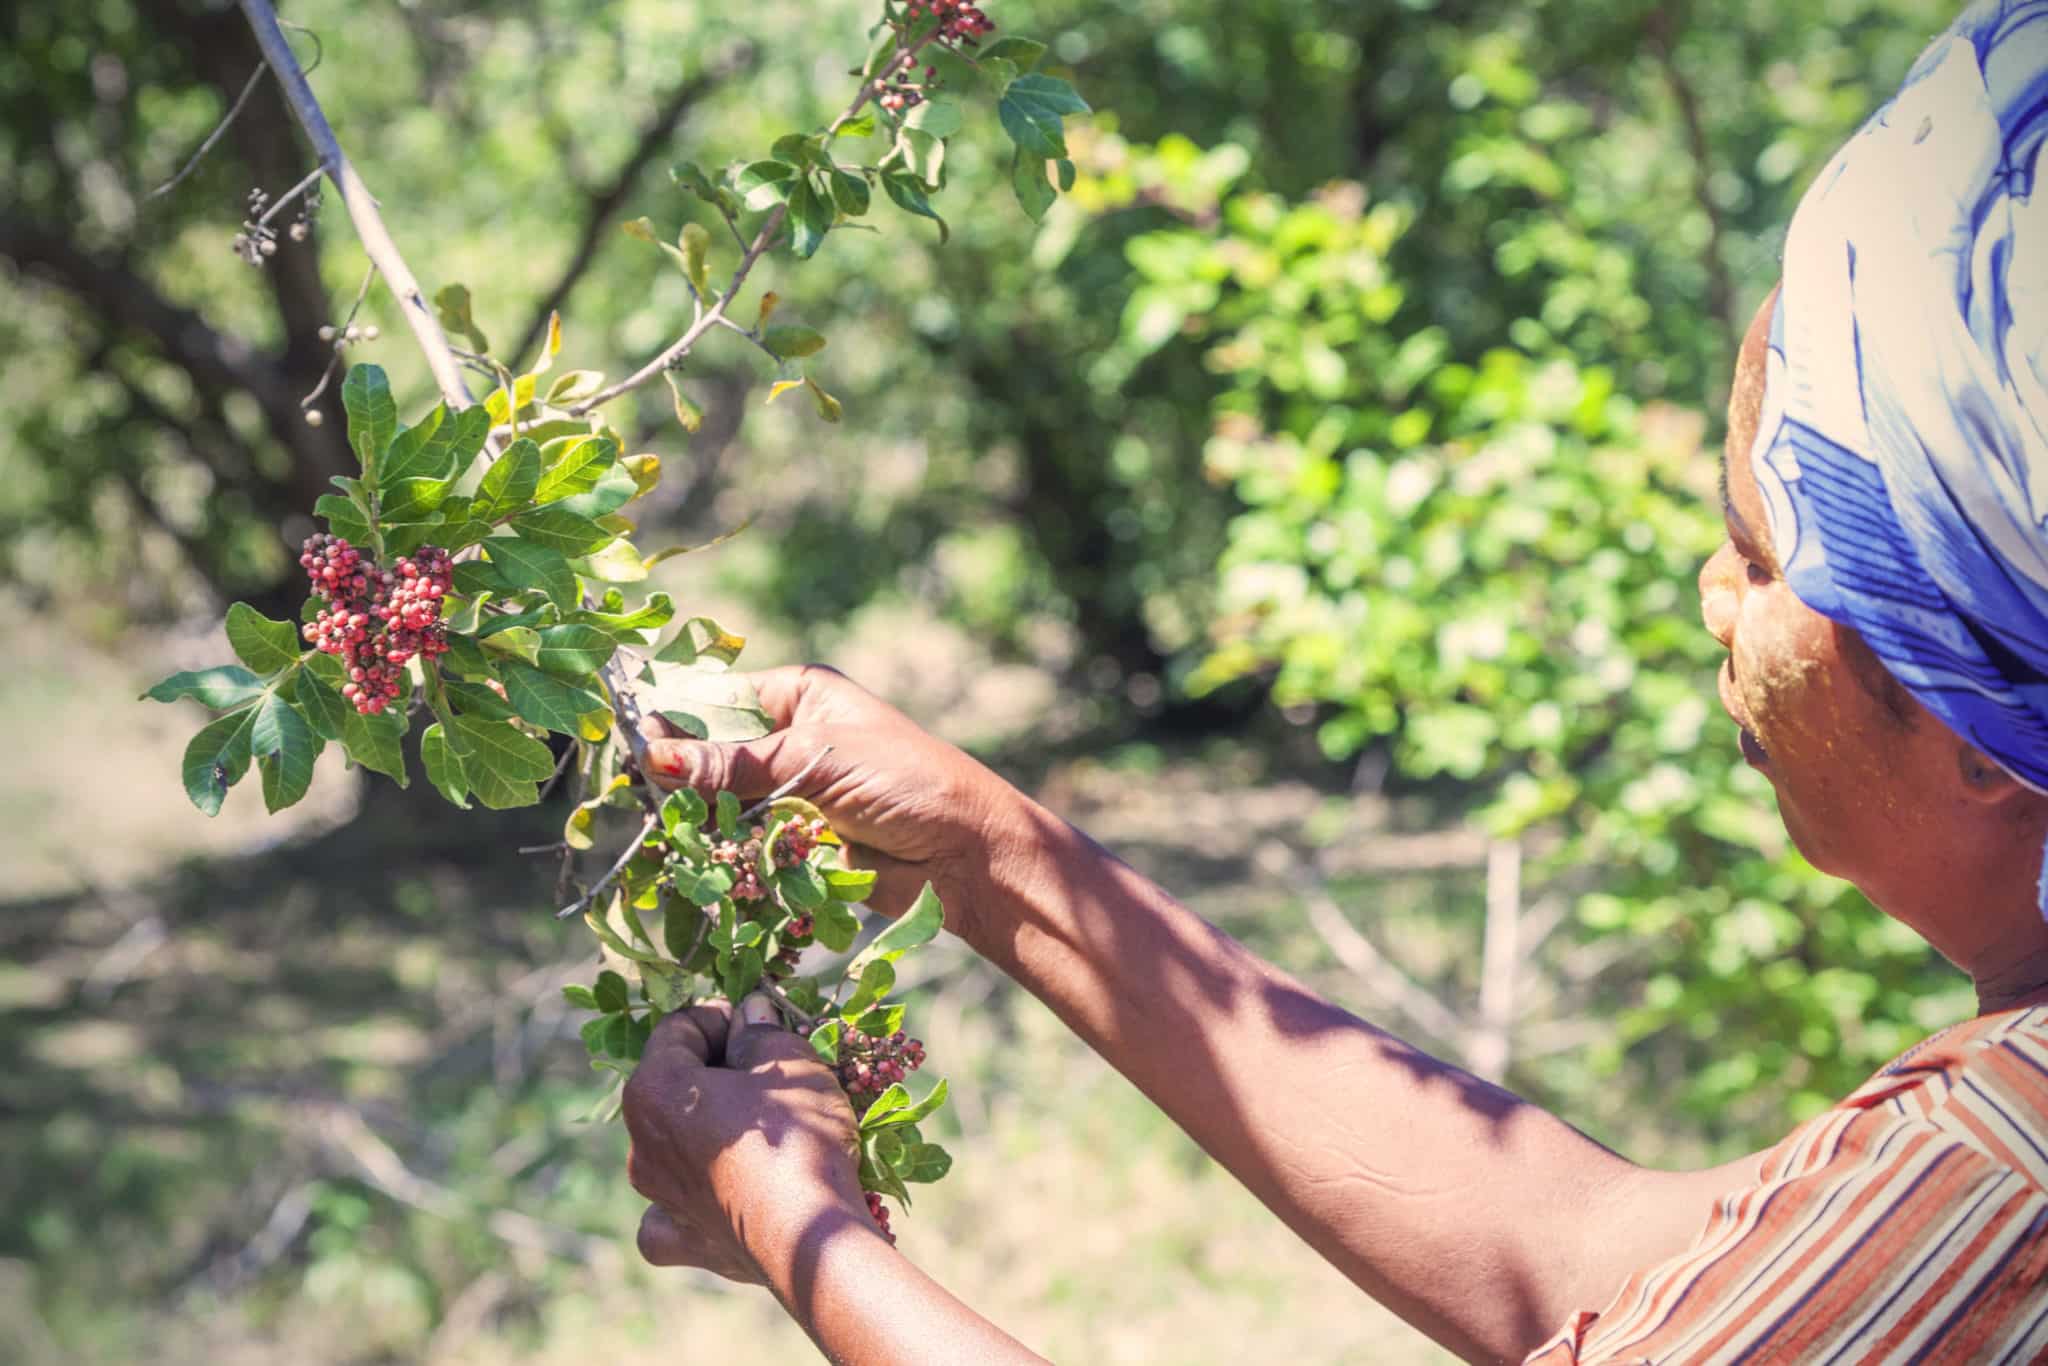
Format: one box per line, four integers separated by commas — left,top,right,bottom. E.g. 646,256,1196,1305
679,222,712,299
765,379,805,405
757,291,780,327
624,454,661,499
564,773,632,850
663,371,704,433
805,376,844,423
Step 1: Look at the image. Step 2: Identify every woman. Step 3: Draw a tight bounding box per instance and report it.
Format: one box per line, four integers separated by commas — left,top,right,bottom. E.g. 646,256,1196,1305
617,4,2048,1359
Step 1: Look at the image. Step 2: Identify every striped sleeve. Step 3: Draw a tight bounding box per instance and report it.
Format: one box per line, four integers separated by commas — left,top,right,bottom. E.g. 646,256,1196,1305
1524,1012,2048,1364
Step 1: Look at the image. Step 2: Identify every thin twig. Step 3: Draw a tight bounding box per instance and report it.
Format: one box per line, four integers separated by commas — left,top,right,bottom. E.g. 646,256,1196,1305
299,262,378,412
236,0,474,411
555,812,658,919
738,745,835,823
255,165,325,229
518,841,569,856
563,33,935,417
144,63,267,205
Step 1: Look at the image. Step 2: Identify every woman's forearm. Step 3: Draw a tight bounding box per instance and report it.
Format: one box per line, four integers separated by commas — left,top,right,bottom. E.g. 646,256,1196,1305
970,799,1727,1361
747,1202,1046,1366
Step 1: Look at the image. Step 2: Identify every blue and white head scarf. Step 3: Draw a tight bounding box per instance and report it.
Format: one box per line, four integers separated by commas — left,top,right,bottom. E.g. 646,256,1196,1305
1750,0,2048,917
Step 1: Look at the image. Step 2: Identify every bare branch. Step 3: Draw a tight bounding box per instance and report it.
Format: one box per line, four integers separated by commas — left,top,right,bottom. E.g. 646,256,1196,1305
143,62,267,205
236,0,475,411
555,812,659,919
1295,870,1467,1047
738,746,835,824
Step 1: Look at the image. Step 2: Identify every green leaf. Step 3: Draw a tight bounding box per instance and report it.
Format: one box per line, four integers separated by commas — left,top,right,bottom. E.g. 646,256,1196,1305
637,662,773,741
433,284,491,354
829,169,870,217
894,1140,953,1184
736,159,798,212
824,866,878,902
777,862,826,911
662,788,709,836
653,616,746,667
787,178,831,260
1011,149,1056,222
534,624,617,677
554,462,640,521
855,1003,906,1037
762,325,827,360
594,969,630,1013
509,506,617,556
847,882,944,978
904,95,965,138
862,1078,948,1130
996,72,1089,160
380,475,453,522
976,37,1046,72
569,592,676,634
251,693,319,813
291,670,351,742
446,714,554,808
841,959,895,1019
901,128,944,187
671,160,718,200
499,659,606,735
440,632,496,680
479,626,541,667
144,666,265,710
383,517,450,560
534,435,618,505
810,1018,843,1065
419,721,471,808
341,365,397,483
860,1131,913,1205
716,790,741,841
679,222,712,298
181,706,257,816
812,900,860,953
474,439,542,522
881,172,949,243
561,984,599,1010
314,493,371,544
665,901,708,960
225,603,300,675
572,537,650,583
482,536,577,609
438,518,494,554
340,707,408,786
686,865,735,906
443,679,516,720
772,133,822,168
383,405,457,484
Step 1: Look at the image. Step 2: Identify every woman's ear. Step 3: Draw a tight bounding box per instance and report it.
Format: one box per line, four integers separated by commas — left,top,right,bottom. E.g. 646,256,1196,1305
1958,743,2030,805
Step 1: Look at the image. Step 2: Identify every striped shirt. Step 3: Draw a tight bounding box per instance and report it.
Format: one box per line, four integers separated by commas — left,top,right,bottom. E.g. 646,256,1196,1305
1525,1004,2048,1364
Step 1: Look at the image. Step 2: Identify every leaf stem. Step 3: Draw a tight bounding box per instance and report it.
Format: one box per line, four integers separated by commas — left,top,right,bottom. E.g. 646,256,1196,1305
563,27,940,417
555,811,658,919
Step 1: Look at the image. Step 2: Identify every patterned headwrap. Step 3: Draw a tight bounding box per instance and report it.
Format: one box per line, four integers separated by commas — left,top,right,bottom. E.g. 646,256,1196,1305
1751,0,2048,918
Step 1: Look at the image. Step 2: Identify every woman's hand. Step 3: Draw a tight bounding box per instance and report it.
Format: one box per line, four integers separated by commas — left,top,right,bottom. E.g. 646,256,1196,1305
640,664,1033,940
623,993,869,1283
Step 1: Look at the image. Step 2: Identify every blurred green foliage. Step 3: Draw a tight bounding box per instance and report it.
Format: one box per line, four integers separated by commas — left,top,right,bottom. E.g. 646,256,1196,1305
0,0,1987,1355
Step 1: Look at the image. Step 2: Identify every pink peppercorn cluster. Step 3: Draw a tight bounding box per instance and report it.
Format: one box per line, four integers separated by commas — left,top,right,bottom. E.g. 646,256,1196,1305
865,1191,896,1244
710,832,768,903
771,817,827,868
834,1028,928,1106
903,0,992,47
875,0,993,114
298,534,452,715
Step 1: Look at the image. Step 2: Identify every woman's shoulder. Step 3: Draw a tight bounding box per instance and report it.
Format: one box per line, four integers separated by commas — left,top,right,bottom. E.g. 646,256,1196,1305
1820,1002,2048,1191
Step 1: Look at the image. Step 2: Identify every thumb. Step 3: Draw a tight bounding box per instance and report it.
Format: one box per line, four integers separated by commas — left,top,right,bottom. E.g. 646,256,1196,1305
724,992,814,1072
644,728,801,802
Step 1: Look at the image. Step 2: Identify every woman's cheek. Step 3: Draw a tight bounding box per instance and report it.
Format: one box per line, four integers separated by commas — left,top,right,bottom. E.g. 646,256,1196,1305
1737,595,1829,749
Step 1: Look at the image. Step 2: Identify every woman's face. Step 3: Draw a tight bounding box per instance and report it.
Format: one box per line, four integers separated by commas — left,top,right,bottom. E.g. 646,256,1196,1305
1698,291,1964,904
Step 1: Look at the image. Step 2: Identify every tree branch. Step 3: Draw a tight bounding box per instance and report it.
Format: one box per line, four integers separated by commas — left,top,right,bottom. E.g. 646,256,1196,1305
509,46,756,368
236,0,475,411
564,31,937,417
